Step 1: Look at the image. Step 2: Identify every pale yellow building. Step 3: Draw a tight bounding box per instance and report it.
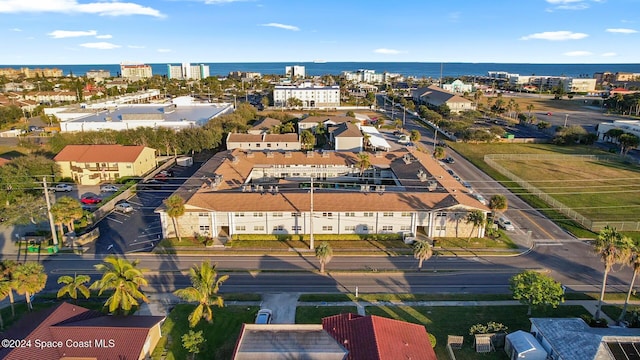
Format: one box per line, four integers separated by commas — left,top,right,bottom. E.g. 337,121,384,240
54,144,157,185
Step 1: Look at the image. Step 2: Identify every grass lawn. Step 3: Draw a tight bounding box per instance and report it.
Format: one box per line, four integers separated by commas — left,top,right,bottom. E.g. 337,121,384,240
366,305,591,360
436,236,517,249
152,304,258,360
449,142,626,238
496,157,640,223
298,293,515,302
295,306,359,324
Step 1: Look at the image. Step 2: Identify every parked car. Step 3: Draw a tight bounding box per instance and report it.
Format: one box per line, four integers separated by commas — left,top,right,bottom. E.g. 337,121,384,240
154,173,168,181
444,157,455,164
255,309,273,324
80,195,102,205
462,181,473,193
473,194,488,205
114,202,133,213
138,179,164,190
100,184,119,193
54,184,73,192
159,170,174,177
497,217,515,231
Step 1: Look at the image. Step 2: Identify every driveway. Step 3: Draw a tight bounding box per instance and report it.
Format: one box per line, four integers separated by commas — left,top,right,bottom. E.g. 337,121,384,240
260,293,299,324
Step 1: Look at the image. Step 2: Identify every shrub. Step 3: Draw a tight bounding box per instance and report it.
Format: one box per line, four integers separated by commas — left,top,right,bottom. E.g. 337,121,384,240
428,333,436,348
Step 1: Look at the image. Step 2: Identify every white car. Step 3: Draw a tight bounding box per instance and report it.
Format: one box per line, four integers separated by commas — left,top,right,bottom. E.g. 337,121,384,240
100,184,119,193
54,184,73,192
473,194,488,205
114,202,133,213
255,309,273,324
497,217,515,231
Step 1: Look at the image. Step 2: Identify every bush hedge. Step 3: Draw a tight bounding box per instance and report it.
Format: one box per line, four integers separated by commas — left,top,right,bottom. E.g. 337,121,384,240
230,233,403,241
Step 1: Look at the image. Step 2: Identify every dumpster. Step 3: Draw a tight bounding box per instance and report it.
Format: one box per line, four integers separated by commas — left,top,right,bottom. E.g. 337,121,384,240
27,245,39,253
47,245,59,254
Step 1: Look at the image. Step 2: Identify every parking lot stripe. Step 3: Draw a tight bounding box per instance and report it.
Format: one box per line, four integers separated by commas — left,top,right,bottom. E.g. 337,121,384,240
106,217,123,224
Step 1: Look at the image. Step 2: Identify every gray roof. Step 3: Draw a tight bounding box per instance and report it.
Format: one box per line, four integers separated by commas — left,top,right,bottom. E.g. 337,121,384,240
233,324,347,360
250,117,282,131
332,122,362,138
530,318,640,360
412,85,472,105
66,103,229,126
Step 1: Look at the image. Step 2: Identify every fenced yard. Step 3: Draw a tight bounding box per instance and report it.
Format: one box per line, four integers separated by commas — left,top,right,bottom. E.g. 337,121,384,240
485,153,640,232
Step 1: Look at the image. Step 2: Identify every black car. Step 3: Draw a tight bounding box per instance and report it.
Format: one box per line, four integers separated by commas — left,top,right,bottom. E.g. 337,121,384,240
444,157,455,164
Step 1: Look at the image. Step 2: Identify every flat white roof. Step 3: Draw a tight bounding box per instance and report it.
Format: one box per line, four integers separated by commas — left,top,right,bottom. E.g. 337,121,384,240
361,125,391,150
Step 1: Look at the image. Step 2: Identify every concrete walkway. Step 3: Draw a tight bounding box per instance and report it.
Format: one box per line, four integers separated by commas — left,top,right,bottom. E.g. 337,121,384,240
136,292,634,326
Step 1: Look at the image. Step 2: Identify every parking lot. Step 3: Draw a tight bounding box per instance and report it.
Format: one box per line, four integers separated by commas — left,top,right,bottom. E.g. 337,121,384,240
79,163,202,254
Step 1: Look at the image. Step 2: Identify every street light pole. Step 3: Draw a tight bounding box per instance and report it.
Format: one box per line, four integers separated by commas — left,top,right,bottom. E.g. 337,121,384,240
564,114,568,127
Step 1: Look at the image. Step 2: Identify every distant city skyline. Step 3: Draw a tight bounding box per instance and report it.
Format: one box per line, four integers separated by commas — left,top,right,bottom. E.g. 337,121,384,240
1,0,639,65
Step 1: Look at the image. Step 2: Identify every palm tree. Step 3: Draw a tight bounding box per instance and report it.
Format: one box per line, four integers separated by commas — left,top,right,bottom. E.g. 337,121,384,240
526,104,534,121
0,273,11,329
164,194,185,242
413,240,433,271
433,146,445,160
356,152,371,179
619,241,640,323
465,210,486,241
90,255,149,315
50,196,83,236
410,129,421,143
57,273,91,304
173,261,229,328
13,262,47,311
619,133,640,156
0,260,18,317
300,130,315,150
594,226,632,320
315,242,333,274
489,194,508,218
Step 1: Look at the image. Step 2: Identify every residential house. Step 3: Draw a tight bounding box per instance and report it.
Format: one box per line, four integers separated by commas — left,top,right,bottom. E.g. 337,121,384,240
330,122,363,152
248,117,283,135
298,116,358,134
54,144,157,185
412,85,475,113
226,133,301,151
529,317,640,360
322,313,437,360
155,148,488,240
232,313,437,360
0,302,165,360
442,79,474,94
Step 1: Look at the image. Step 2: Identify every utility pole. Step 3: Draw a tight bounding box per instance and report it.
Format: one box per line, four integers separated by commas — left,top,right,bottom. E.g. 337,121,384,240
43,177,59,246
309,176,314,250
564,114,568,127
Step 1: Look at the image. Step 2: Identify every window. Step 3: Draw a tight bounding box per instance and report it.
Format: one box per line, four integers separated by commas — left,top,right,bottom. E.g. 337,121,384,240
322,212,333,217
235,212,245,217
273,225,284,231
400,225,411,231
273,212,283,217
382,225,393,231
291,212,301,217
383,212,394,217
235,225,246,231
322,226,333,231
199,225,210,232
345,226,356,231
436,212,447,217
253,212,264,217
363,212,374,217
267,143,272,148
401,212,412,217
198,213,209,217
362,225,369,231
254,226,264,231
344,212,355,217
292,226,302,231
256,143,261,148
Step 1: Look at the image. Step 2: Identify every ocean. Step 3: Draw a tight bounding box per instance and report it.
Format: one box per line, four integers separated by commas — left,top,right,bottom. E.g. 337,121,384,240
1,62,639,79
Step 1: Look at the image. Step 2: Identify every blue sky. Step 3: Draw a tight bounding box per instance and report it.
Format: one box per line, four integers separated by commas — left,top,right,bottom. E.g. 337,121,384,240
0,0,638,65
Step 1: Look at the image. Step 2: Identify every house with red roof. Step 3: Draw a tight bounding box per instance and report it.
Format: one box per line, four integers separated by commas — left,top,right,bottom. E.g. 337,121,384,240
322,313,437,360
0,302,165,360
54,144,157,185
232,313,437,360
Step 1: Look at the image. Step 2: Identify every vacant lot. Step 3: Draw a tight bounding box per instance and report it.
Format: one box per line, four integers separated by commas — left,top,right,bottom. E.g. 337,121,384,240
497,157,640,222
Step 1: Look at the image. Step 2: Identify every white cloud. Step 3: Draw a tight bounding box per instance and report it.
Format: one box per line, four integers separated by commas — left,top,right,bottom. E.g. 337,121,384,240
563,50,592,56
374,48,403,55
128,45,145,49
448,12,461,22
48,29,97,38
260,23,299,31
204,0,247,3
157,48,172,52
9,28,21,32
520,31,588,41
606,28,637,34
95,34,112,39
601,52,617,57
544,0,603,10
79,42,121,49
0,0,164,18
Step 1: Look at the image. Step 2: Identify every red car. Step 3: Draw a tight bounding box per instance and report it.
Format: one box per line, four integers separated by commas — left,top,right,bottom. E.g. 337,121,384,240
81,196,102,205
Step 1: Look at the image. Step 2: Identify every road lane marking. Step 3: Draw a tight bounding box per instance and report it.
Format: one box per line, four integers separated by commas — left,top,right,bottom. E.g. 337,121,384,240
516,209,559,240
106,217,123,224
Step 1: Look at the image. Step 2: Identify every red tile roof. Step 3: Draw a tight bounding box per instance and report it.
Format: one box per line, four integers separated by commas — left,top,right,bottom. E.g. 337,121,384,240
0,302,165,360
322,313,437,360
54,144,150,163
